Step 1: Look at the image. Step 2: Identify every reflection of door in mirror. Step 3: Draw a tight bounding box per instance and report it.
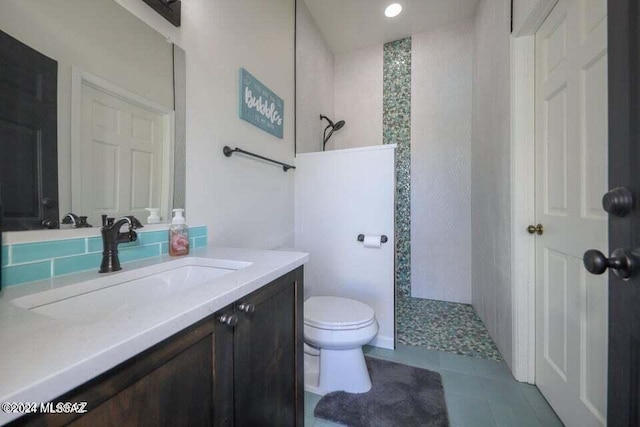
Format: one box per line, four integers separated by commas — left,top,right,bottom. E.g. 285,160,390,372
76,78,171,227
0,30,59,231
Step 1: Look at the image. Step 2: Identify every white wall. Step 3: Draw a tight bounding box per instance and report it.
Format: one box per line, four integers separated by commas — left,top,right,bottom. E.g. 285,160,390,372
471,0,513,367
0,0,174,219
116,0,296,249
330,45,384,150
513,0,538,33
296,0,335,154
298,13,476,305
411,19,474,303
295,145,396,349
512,0,557,35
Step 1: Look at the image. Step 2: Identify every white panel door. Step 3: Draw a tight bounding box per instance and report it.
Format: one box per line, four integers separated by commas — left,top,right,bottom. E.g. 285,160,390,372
534,0,608,426
80,84,165,225
295,146,396,349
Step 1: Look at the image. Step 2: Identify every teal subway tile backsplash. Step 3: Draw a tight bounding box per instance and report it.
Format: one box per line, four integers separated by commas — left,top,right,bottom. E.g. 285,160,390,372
194,236,208,248
119,244,161,263
2,261,52,287
54,253,103,276
88,230,168,252
137,231,169,245
87,237,103,253
190,226,207,238
12,238,86,264
1,226,208,287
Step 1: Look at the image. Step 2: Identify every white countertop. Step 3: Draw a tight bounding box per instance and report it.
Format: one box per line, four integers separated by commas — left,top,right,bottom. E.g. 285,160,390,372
0,247,308,424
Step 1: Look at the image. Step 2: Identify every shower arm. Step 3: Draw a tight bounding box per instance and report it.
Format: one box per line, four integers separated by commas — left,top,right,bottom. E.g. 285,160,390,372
322,125,334,151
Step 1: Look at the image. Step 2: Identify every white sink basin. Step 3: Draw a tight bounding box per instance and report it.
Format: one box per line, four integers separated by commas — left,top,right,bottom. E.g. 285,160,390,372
11,257,251,324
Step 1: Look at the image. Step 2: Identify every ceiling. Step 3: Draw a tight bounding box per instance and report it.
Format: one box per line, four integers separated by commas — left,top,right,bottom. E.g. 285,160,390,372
302,0,480,54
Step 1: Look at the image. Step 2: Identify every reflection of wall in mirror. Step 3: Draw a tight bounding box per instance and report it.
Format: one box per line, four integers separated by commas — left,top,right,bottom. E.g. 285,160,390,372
117,0,297,250
0,0,174,223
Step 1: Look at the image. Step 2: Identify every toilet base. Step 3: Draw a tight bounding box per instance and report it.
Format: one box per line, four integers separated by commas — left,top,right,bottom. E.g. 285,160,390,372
304,351,323,395
304,346,372,395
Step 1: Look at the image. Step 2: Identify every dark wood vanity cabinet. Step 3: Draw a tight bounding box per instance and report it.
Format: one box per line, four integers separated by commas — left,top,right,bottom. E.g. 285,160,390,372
215,268,303,427
14,267,304,427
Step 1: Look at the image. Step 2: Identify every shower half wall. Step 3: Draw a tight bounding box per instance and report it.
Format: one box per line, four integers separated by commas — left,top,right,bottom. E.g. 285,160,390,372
295,145,396,349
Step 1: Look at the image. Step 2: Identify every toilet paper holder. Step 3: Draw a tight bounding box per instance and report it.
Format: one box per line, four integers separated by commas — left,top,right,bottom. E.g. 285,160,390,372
357,234,388,244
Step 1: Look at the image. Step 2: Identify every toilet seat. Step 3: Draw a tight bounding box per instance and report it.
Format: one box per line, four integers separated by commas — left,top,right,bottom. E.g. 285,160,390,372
304,296,375,331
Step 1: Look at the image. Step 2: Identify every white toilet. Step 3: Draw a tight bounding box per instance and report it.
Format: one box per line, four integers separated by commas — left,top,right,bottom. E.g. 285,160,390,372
303,296,379,395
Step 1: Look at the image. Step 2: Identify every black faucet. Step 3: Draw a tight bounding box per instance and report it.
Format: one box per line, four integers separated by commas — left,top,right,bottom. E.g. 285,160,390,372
62,213,93,228
76,216,92,228
99,215,144,273
61,213,79,227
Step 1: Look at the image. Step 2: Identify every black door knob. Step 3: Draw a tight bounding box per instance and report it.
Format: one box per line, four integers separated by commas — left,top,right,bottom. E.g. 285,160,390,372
583,248,639,279
602,187,633,217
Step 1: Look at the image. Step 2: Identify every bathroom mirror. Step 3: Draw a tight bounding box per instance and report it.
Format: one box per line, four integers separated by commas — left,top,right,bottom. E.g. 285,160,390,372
0,0,186,231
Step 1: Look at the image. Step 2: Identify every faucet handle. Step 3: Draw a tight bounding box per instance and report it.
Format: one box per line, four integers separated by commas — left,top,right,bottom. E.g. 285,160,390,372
101,215,115,228
77,216,92,228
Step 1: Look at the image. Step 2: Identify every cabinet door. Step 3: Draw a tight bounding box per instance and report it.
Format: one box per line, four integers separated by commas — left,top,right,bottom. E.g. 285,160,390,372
233,268,303,427
70,336,213,427
15,318,218,427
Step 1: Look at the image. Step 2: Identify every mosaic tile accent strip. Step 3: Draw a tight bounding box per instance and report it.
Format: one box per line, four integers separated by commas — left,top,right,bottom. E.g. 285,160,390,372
383,37,412,297
397,296,503,361
1,226,208,287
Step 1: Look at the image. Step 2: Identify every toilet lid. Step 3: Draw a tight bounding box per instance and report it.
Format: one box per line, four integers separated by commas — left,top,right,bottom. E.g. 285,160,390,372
304,296,375,329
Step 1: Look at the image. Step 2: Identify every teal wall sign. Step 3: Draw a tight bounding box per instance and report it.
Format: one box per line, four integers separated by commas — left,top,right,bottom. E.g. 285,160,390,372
239,68,284,139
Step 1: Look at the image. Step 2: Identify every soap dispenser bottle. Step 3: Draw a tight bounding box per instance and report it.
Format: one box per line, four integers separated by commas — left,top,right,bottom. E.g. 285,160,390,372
169,209,189,256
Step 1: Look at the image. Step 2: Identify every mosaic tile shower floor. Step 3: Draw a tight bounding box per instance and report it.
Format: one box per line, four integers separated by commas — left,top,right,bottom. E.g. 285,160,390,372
397,297,503,361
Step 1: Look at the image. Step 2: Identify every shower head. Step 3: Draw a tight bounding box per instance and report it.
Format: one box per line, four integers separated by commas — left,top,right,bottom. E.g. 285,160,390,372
320,115,346,151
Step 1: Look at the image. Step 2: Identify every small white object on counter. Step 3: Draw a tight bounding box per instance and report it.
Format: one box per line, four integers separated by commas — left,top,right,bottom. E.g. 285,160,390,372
0,247,308,425
145,208,161,224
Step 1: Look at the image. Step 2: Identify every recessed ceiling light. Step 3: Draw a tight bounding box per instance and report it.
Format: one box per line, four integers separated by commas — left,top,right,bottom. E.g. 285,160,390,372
385,3,403,18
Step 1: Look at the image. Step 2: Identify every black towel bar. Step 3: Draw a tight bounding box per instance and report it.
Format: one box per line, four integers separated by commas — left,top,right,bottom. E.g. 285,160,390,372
223,146,296,172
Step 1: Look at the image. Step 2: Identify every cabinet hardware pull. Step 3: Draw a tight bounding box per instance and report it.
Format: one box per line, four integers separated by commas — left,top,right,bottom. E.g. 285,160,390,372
218,314,238,327
238,303,255,314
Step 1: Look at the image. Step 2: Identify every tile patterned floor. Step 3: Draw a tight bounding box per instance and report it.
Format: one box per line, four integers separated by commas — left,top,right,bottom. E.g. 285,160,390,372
305,344,564,427
397,297,503,361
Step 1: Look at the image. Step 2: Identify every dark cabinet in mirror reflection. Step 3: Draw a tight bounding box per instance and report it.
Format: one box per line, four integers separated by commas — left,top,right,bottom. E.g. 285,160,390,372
0,30,59,231
142,0,181,27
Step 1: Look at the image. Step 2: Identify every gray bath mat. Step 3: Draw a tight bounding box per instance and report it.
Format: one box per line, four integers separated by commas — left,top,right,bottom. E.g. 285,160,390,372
314,357,449,427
